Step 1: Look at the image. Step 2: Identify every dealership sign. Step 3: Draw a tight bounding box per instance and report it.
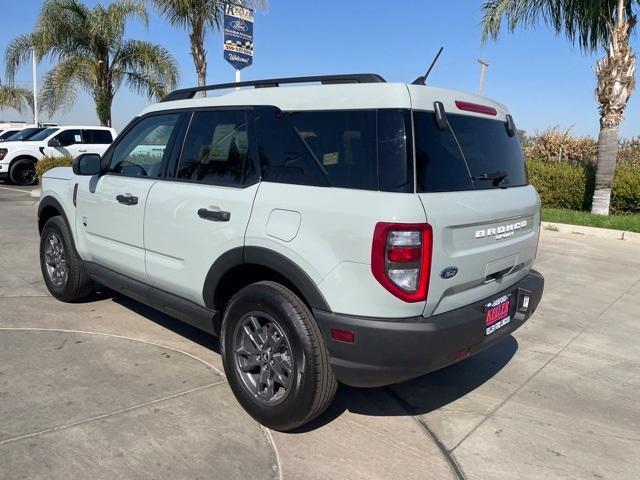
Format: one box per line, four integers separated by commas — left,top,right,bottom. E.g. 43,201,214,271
223,4,254,70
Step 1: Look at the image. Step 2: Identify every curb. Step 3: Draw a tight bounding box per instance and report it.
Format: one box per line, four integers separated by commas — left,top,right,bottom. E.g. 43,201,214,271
542,221,640,242
30,189,41,199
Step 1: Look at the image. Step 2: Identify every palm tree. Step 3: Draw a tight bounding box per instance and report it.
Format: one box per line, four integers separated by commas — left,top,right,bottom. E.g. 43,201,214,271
0,83,35,115
482,0,638,215
5,0,180,127
150,0,263,94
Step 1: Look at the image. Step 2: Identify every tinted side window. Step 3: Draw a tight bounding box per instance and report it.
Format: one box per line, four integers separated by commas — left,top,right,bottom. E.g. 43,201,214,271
414,112,473,192
84,129,113,144
285,111,378,190
177,111,250,186
109,114,180,177
255,109,328,187
55,129,82,147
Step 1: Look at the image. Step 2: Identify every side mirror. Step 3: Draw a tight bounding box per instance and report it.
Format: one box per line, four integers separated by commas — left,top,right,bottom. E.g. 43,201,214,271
48,138,62,147
73,153,102,176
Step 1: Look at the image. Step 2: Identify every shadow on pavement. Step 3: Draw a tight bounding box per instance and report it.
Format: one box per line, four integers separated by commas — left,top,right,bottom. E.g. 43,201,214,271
86,285,517,433
90,285,220,353
294,336,518,433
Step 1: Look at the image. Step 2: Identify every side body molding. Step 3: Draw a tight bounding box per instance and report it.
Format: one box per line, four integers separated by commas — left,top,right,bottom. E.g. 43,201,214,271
202,246,331,312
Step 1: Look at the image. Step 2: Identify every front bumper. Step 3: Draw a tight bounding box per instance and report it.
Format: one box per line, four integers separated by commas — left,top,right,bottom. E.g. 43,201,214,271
315,269,544,388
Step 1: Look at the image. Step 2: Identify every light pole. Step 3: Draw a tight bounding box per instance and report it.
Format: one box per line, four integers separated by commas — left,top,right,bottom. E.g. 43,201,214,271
32,50,38,126
477,58,489,96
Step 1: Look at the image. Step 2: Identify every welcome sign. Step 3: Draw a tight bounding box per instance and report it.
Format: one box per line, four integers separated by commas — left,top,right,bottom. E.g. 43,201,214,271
223,4,254,71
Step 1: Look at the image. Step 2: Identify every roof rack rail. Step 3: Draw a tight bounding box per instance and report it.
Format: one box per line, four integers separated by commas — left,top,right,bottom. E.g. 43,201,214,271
161,73,386,102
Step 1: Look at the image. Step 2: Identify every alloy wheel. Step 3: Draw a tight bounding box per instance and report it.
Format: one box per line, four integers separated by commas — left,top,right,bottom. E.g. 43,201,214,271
233,313,294,405
44,232,68,288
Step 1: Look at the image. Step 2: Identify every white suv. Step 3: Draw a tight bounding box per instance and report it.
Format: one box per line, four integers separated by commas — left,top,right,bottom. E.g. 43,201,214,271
38,74,544,431
0,125,116,185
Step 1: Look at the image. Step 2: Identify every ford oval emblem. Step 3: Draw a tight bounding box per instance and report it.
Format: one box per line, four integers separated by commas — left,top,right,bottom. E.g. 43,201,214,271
231,20,248,31
440,267,458,279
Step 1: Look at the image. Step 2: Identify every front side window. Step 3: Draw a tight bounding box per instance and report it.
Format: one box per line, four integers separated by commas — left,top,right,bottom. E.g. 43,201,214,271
108,113,180,177
177,110,250,186
54,129,82,147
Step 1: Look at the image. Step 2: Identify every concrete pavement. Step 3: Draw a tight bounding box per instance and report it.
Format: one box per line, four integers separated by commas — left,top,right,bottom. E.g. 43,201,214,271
0,181,638,479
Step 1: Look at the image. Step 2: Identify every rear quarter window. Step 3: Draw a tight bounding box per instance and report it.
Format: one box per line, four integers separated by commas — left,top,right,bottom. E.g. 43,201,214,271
255,108,413,192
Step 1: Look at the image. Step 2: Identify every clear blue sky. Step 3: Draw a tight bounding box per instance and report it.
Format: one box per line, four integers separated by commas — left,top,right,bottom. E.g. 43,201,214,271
1,0,638,138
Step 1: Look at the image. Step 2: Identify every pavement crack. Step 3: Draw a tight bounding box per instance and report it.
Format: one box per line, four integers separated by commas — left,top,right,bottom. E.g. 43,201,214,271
0,381,225,447
384,387,466,480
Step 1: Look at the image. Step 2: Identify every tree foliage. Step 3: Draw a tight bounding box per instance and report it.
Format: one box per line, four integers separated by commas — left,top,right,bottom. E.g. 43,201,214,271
5,0,180,126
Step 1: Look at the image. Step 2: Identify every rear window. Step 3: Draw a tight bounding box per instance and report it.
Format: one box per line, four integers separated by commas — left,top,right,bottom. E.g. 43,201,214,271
414,111,527,192
255,108,413,192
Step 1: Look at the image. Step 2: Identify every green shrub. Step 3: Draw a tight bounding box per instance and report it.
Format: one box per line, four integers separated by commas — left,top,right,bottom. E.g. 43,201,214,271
35,155,73,182
611,162,640,214
527,159,640,214
526,158,595,210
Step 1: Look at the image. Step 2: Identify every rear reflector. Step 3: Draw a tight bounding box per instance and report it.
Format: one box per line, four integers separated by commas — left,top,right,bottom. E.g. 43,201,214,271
455,100,497,116
331,328,355,343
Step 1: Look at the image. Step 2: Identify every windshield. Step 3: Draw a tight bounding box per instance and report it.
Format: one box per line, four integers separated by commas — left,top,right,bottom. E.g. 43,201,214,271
0,130,18,140
414,111,527,192
27,128,60,141
5,127,45,141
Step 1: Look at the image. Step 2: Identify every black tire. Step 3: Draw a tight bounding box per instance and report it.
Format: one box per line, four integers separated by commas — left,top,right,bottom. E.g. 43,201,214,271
9,158,37,186
40,216,94,302
221,281,337,431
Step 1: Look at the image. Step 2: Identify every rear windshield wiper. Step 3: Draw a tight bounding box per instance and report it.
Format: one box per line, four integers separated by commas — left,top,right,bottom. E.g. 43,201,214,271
472,171,509,186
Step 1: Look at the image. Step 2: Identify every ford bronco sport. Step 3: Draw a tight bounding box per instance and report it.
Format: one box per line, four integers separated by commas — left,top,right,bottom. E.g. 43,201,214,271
38,74,544,431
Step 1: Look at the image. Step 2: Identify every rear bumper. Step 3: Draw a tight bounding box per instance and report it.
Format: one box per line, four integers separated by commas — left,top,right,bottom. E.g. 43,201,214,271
315,269,544,387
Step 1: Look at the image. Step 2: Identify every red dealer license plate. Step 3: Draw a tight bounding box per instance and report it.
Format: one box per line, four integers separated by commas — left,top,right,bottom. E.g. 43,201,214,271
485,294,511,336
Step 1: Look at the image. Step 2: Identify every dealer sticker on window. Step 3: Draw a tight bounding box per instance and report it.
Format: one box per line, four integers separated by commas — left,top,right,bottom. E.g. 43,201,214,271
485,294,511,336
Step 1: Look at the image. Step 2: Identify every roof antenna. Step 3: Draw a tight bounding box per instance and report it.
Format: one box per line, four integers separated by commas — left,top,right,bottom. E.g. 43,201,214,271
412,47,444,85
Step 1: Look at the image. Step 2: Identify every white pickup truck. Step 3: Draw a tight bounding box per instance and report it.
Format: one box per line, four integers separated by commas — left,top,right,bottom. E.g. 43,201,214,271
0,126,116,185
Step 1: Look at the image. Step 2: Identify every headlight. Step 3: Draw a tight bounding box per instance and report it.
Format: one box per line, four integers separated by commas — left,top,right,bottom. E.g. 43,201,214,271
0,148,7,160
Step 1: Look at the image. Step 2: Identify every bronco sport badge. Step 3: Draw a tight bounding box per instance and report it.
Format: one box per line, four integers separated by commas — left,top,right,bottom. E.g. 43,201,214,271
475,220,528,240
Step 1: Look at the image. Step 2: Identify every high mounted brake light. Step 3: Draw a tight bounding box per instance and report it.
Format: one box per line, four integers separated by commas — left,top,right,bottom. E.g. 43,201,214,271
455,100,497,116
371,223,432,303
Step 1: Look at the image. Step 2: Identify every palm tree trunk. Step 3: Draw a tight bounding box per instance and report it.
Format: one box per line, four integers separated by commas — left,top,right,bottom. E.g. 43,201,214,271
190,22,207,97
95,89,113,127
590,1,636,215
591,125,619,214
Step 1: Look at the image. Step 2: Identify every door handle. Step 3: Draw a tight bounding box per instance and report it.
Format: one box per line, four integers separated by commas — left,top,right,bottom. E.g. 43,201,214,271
116,194,138,206
198,208,231,222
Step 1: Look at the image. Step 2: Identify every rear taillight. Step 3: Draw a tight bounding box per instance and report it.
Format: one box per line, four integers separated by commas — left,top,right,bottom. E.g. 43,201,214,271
371,223,432,302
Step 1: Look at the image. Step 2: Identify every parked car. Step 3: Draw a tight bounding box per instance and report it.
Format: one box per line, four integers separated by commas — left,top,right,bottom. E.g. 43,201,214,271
0,126,116,185
37,74,544,431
